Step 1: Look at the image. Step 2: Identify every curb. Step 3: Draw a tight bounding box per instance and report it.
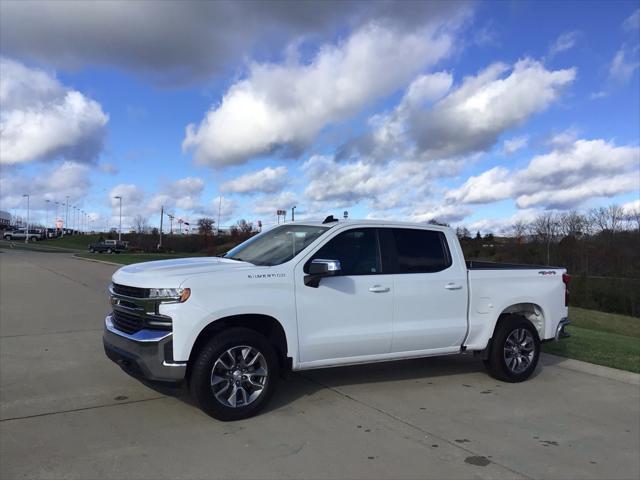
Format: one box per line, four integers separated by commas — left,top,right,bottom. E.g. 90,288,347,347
72,254,123,267
542,353,640,386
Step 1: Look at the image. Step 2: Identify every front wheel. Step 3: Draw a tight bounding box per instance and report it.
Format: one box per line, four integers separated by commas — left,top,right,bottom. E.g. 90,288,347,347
190,328,279,421
484,315,540,383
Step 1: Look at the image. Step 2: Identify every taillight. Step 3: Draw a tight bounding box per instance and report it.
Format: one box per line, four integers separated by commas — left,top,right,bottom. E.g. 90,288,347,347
562,273,571,306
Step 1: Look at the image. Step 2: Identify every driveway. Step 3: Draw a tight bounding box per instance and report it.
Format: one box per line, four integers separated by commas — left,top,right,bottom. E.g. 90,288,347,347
1,249,638,479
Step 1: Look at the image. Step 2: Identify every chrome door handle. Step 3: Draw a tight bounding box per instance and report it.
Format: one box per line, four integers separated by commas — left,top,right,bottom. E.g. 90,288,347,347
369,285,390,293
444,283,462,290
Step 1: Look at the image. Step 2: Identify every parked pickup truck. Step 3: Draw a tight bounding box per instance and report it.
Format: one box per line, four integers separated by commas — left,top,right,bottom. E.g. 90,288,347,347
104,218,570,421
3,228,43,241
89,239,128,254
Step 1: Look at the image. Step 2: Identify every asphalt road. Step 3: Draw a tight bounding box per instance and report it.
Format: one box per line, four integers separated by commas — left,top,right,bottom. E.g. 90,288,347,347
1,249,638,480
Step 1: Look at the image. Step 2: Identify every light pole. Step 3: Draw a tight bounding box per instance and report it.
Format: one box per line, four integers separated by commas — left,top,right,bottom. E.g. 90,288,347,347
64,196,69,236
45,200,51,238
291,205,296,222
114,196,122,241
23,194,29,243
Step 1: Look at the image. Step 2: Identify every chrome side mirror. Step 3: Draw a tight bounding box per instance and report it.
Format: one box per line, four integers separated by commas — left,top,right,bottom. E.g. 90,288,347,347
304,259,341,287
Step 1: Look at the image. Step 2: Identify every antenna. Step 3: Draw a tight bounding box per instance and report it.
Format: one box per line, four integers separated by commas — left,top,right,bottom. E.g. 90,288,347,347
322,215,338,224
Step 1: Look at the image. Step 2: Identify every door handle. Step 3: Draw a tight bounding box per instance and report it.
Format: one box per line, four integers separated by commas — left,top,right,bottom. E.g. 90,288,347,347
444,283,462,290
369,285,390,293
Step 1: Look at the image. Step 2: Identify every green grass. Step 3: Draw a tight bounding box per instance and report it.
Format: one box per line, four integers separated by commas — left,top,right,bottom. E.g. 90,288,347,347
543,306,640,373
76,252,205,265
39,234,103,251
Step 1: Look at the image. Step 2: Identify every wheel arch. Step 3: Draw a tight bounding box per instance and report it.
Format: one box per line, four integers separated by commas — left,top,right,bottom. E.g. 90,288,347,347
497,302,546,339
187,314,290,376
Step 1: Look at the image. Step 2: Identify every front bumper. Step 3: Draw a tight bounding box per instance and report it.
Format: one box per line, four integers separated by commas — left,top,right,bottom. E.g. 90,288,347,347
103,314,186,382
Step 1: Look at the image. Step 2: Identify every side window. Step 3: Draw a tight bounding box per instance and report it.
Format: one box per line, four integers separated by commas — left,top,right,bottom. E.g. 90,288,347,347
307,228,381,276
392,228,451,273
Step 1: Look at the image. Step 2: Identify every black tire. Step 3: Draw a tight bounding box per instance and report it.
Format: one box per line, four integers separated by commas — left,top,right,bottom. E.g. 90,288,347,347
106,248,112,254
484,314,540,383
190,328,279,421
4,235,11,241
89,248,95,253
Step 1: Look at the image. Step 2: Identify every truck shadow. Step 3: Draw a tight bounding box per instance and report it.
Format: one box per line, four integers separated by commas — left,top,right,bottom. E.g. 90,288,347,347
132,354,543,415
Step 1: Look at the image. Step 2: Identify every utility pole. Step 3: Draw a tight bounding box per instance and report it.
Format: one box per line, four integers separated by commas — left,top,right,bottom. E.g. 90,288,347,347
159,205,164,249
217,195,222,235
114,195,122,241
23,194,29,243
168,214,174,235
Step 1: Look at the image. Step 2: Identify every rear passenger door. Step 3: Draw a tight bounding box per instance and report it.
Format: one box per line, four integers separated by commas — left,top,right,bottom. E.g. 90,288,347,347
384,228,468,353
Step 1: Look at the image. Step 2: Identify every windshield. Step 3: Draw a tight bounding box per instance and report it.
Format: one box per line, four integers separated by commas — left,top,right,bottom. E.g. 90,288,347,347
224,225,329,266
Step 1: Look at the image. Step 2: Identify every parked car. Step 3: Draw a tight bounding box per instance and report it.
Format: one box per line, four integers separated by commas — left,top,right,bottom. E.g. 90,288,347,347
88,239,128,254
103,218,570,421
3,228,43,241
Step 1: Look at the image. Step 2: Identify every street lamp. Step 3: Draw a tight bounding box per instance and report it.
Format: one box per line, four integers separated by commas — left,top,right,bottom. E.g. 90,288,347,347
64,196,69,236
45,200,51,238
22,194,29,243
114,196,122,241
291,205,296,222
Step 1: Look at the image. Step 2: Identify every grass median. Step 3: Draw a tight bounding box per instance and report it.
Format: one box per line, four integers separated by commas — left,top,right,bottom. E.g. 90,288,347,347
543,307,640,373
75,252,205,265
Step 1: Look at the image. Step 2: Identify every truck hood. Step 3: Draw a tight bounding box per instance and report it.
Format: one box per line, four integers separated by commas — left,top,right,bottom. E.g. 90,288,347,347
112,256,255,288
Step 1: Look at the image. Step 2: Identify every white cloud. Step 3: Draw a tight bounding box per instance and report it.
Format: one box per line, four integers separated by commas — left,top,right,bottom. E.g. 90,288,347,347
409,59,576,160
502,135,529,154
548,31,580,57
467,209,541,235
0,58,108,165
183,21,460,166
622,199,640,213
445,138,640,210
221,166,288,194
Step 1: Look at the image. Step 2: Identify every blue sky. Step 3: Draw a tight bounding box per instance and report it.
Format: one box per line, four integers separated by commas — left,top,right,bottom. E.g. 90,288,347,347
1,1,638,233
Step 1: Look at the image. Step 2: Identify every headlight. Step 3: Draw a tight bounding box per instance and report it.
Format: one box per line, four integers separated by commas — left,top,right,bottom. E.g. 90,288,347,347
149,287,191,302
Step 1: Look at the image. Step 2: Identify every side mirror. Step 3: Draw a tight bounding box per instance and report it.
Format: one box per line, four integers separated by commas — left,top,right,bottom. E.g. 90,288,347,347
304,259,341,288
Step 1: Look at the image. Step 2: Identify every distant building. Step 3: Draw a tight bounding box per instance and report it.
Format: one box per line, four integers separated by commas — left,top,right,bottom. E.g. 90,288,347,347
0,210,11,228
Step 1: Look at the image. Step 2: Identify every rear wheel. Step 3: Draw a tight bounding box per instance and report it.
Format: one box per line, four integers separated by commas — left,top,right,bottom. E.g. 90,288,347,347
106,248,113,254
484,315,540,382
190,328,279,421
4,235,11,241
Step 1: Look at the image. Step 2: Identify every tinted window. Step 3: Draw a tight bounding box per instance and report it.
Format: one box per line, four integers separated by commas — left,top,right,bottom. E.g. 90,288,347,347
308,228,381,276
392,229,451,273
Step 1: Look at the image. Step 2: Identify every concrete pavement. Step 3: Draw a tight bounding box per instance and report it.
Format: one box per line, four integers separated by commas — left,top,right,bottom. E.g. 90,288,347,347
1,249,638,479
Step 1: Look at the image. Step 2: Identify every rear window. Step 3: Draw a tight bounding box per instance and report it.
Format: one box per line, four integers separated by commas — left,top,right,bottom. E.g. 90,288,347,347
392,228,451,273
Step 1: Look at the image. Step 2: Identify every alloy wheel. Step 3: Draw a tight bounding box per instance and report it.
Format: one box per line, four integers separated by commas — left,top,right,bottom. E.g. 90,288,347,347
503,328,535,374
210,345,268,408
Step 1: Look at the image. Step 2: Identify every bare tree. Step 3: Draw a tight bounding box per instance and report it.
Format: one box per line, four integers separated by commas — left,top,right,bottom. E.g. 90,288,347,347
133,214,149,234
558,210,586,237
624,208,640,231
236,219,253,233
511,220,528,240
197,217,215,236
588,205,624,233
532,212,560,265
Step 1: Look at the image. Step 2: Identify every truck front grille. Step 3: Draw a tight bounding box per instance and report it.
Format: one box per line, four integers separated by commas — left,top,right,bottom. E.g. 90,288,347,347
112,309,144,334
111,309,173,335
112,283,150,298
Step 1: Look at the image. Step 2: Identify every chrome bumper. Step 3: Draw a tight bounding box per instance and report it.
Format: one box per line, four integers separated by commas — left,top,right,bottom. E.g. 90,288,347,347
103,314,186,382
555,317,571,341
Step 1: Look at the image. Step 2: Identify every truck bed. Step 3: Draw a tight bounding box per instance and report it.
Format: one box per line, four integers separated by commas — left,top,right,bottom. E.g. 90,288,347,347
466,260,561,270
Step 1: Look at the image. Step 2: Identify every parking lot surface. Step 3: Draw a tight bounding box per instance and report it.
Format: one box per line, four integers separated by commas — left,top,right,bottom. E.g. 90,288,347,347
1,249,639,479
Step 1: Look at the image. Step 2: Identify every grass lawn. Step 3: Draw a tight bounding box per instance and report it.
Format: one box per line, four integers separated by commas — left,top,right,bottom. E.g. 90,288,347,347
76,252,205,265
39,234,103,251
543,307,640,373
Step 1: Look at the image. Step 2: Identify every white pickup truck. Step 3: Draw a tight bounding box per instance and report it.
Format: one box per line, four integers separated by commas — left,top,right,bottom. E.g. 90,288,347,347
104,218,570,420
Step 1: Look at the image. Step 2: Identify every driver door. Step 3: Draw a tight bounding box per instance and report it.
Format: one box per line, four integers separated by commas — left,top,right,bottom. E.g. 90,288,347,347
294,228,394,365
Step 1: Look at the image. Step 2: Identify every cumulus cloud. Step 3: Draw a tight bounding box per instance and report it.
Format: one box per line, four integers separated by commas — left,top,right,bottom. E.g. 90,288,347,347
183,20,461,166
0,1,470,84
221,166,288,194
445,138,640,209
0,58,108,165
344,59,574,164
409,59,575,160
622,8,640,32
